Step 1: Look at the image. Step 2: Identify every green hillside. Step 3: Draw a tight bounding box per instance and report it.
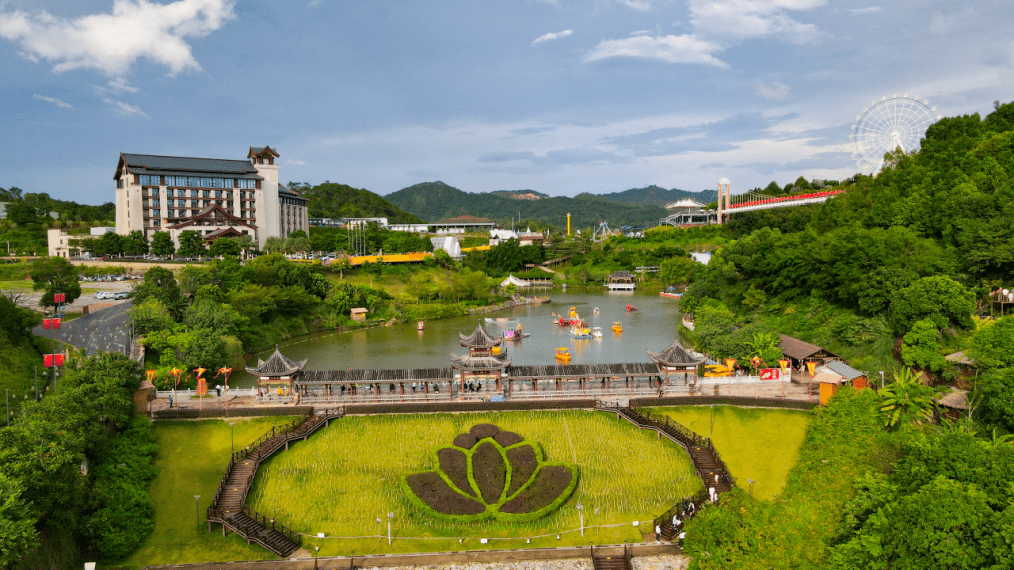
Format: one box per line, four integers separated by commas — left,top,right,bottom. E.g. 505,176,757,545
291,182,424,224
385,181,666,229
597,185,718,207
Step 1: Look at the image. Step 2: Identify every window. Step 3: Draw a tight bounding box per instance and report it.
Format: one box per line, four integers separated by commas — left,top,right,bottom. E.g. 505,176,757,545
140,174,159,185
226,191,233,199
202,190,210,198
238,179,255,189
151,209,160,218
166,188,173,197
151,198,159,207
153,219,160,227
177,199,186,207
188,176,201,187
201,178,213,188
227,201,234,208
215,191,222,198
117,179,124,189
191,200,198,207
167,209,174,217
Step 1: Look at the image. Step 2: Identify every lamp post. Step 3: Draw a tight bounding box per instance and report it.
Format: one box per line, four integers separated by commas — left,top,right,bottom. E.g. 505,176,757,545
748,479,754,498
387,511,393,545
879,370,885,389
229,422,235,452
376,517,382,543
577,502,584,537
194,495,201,530
709,405,714,439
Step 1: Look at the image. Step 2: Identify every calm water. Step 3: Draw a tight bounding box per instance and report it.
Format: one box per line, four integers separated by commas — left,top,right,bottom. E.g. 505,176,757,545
234,290,682,388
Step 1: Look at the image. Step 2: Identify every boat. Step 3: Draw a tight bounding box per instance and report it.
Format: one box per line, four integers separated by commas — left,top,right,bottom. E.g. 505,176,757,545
555,347,571,363
593,307,600,315
625,304,638,312
502,329,530,341
659,291,682,299
611,321,623,334
492,345,502,356
417,321,425,330
570,324,593,339
591,327,603,338
568,307,577,318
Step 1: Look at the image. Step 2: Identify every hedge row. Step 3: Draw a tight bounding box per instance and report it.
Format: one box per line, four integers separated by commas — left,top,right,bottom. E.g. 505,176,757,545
629,396,817,410
152,405,314,419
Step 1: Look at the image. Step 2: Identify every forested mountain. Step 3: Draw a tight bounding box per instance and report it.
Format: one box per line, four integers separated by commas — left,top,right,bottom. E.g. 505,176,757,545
289,182,424,224
0,186,114,222
490,189,550,200
385,181,666,229
597,185,718,207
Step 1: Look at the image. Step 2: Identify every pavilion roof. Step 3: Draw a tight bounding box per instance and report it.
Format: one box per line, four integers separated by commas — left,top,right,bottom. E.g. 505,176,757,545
450,353,510,371
779,334,825,361
647,339,707,367
245,346,308,377
459,324,502,348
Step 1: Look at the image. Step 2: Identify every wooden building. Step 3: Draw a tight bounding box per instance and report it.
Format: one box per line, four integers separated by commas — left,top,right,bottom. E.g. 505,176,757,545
452,325,510,394
779,334,839,382
647,339,707,387
606,270,636,291
246,347,308,402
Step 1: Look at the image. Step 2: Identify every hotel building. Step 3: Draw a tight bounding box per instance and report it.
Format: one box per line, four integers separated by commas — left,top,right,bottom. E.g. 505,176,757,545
114,146,308,250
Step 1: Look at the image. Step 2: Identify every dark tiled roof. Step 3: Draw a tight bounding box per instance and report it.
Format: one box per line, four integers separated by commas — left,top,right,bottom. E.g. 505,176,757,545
245,347,308,377
779,334,823,361
610,271,633,279
450,353,510,371
647,339,707,367
278,184,307,201
248,146,279,158
165,204,256,230
825,360,864,380
459,325,501,348
119,153,259,177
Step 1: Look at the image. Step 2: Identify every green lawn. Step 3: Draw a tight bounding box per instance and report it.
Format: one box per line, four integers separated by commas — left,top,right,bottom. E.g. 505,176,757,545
646,405,812,501
118,417,299,568
247,410,701,556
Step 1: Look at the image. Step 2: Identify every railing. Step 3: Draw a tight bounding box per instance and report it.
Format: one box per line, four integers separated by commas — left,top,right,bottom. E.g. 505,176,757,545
242,505,302,550
653,487,709,541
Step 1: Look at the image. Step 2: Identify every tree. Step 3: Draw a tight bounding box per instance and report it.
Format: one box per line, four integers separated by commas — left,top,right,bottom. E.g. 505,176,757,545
131,267,185,320
209,237,241,259
0,473,37,568
746,332,783,369
889,275,975,335
969,316,1014,370
97,231,125,257
123,230,149,256
879,367,938,428
150,231,175,257
900,319,947,373
176,230,206,257
5,201,39,226
127,297,174,336
263,236,284,253
183,297,243,335
978,368,1014,433
486,239,523,273
29,256,82,308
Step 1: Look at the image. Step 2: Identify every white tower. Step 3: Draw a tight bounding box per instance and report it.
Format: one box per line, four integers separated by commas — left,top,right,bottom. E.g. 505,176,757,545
716,177,731,225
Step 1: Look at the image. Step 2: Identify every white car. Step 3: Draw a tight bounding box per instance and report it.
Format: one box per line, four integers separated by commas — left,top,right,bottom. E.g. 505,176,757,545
113,291,129,300
95,291,112,299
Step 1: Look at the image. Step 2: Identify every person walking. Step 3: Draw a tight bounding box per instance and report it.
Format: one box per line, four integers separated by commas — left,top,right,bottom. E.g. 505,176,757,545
655,524,661,542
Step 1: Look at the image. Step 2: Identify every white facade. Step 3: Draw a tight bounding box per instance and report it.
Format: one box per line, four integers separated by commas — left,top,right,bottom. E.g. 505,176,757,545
114,146,308,250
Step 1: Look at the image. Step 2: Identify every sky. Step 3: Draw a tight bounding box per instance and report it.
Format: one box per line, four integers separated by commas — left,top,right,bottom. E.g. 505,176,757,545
3,0,1013,205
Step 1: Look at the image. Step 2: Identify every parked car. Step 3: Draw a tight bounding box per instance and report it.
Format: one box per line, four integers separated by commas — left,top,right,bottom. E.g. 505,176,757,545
95,291,112,299
113,291,129,300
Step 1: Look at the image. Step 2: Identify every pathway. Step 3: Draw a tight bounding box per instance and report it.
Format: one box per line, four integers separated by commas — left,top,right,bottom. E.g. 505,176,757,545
34,299,134,356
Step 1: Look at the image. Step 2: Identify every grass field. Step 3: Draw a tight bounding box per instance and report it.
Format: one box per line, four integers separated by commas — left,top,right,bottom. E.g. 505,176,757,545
118,417,299,568
246,410,701,556
646,405,812,501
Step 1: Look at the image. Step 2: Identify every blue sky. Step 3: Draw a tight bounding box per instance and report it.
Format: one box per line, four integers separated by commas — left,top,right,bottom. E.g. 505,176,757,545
3,0,1012,204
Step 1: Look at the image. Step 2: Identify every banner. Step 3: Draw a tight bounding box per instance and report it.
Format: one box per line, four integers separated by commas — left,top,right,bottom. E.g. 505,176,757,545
54,293,65,303
759,368,780,381
54,354,65,367
196,378,208,397
750,356,762,368
146,370,157,383
777,359,790,372
42,319,51,330
724,358,737,371
806,361,817,377
43,354,54,368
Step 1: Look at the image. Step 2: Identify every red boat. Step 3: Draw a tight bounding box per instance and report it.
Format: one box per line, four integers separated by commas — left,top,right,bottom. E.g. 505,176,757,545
626,304,638,312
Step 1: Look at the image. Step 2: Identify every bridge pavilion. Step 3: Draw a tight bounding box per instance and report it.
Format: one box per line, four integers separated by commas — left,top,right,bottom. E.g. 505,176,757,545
246,346,308,400
452,324,510,395
647,339,707,387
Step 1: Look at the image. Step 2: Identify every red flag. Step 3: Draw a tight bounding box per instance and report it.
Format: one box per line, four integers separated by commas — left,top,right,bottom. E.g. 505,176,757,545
43,319,52,330
44,354,54,367
54,354,65,367
52,318,61,329
54,293,65,303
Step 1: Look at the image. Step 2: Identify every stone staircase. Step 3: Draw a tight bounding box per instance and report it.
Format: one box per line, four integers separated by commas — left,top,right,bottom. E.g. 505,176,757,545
591,545,632,570
207,408,344,557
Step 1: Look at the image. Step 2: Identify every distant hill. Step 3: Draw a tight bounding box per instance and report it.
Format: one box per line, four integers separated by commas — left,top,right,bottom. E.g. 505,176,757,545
598,185,718,207
293,182,424,224
385,181,666,229
490,190,549,200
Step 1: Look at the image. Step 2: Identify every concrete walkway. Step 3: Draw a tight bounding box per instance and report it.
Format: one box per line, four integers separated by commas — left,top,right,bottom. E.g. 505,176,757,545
34,299,134,356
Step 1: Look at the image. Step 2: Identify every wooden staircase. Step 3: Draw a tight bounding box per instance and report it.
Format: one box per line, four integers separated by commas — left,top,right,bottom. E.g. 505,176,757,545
591,545,632,570
596,402,734,543
207,408,344,557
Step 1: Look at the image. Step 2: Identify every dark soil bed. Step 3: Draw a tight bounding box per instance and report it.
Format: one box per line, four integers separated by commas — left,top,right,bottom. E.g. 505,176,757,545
505,443,539,497
471,441,506,504
437,447,474,497
405,472,485,515
500,466,575,514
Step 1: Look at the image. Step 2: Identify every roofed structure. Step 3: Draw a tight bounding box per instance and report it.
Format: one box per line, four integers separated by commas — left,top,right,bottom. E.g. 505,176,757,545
450,353,510,371
116,153,261,180
245,347,308,378
825,360,865,381
647,340,708,367
459,324,502,350
779,334,836,362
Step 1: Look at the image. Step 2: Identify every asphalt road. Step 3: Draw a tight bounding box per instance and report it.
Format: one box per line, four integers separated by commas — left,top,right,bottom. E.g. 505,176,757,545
34,299,134,357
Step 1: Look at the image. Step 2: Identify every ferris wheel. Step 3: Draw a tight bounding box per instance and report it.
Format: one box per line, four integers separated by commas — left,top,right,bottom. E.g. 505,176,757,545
850,94,940,171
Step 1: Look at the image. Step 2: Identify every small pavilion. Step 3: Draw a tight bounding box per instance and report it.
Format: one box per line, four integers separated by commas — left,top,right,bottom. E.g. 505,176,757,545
647,339,708,387
246,346,308,401
606,270,636,291
453,324,510,394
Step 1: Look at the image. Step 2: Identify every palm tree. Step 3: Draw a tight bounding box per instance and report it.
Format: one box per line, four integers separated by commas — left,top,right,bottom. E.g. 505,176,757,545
879,367,938,428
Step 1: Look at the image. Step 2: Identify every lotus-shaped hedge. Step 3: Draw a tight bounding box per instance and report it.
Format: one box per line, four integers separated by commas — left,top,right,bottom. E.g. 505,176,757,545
401,423,578,522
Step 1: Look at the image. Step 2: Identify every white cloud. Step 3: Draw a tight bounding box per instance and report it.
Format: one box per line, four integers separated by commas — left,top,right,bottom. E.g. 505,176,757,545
930,8,975,34
847,7,882,15
687,0,826,45
107,77,139,93
585,0,825,66
756,81,790,100
615,0,656,11
0,0,236,78
104,98,147,117
34,94,72,108
583,34,728,67
533,29,573,45
286,158,306,165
